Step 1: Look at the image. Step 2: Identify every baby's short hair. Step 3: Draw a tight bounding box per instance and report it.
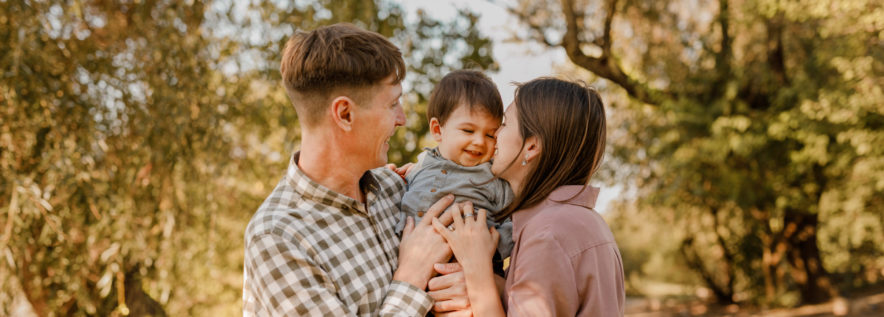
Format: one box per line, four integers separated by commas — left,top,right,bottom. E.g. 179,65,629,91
427,70,503,125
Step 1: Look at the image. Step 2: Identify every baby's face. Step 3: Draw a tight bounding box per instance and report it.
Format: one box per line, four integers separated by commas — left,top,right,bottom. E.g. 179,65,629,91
433,104,501,167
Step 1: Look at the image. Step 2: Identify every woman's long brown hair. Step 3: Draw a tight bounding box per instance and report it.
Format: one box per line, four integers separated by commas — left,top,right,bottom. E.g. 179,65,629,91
495,78,607,221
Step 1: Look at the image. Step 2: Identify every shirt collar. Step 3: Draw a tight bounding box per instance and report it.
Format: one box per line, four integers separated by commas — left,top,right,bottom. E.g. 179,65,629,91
286,151,378,215
425,147,443,159
512,185,601,237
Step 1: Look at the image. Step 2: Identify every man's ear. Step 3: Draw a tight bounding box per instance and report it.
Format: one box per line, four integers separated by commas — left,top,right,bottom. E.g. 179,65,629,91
429,117,443,142
330,96,356,131
523,135,542,162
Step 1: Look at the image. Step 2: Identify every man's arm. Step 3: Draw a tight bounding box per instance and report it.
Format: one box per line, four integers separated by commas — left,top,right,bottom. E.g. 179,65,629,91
245,232,434,316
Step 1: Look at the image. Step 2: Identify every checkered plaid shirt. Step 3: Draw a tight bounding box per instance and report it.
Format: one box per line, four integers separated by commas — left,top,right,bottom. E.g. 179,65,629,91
243,152,434,316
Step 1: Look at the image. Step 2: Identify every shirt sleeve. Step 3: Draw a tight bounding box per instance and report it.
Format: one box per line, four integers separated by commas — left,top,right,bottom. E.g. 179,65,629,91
244,232,433,316
506,229,579,317
380,281,435,316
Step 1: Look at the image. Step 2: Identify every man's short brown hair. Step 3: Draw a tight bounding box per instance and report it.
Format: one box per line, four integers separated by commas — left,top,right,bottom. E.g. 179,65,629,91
280,23,406,126
427,70,503,126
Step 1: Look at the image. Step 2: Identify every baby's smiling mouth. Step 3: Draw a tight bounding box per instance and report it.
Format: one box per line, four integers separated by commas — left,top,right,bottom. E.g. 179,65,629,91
464,149,483,157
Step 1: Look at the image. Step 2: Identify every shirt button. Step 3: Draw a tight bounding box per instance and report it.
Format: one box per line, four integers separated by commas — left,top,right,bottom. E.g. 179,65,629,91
441,170,447,174
430,188,436,192
417,212,424,217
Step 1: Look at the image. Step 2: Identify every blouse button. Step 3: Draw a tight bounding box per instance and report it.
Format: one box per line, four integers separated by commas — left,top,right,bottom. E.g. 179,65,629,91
430,188,437,193
441,170,447,174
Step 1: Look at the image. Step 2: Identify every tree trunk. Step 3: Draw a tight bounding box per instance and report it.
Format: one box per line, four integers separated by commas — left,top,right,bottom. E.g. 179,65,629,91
123,266,167,317
679,237,735,304
784,209,836,304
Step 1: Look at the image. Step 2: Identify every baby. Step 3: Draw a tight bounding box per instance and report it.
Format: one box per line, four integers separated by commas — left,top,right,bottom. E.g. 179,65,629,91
395,70,514,271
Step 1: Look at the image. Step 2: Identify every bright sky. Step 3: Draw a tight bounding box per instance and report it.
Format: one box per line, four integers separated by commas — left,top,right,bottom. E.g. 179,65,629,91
397,0,619,213
397,0,566,106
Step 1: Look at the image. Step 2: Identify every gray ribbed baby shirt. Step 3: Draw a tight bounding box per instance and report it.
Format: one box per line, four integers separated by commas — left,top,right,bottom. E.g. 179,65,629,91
396,148,515,259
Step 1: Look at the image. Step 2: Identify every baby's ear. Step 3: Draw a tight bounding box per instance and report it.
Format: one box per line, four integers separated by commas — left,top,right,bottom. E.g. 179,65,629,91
429,117,444,142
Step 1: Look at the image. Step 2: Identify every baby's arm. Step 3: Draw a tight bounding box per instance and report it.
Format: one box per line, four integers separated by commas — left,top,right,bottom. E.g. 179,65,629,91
489,178,515,213
385,163,414,179
386,151,427,180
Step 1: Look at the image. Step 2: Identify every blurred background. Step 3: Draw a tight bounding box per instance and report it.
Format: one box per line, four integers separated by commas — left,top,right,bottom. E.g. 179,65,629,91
1,0,882,316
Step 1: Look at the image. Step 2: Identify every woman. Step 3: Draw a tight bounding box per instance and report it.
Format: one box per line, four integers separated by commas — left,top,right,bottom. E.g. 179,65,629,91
431,78,625,316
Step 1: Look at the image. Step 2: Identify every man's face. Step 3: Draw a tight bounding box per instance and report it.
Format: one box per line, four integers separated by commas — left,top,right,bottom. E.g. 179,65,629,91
352,75,405,169
432,104,500,167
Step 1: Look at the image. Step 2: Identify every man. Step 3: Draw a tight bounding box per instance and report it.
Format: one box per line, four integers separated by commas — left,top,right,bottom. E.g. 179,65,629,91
243,24,459,316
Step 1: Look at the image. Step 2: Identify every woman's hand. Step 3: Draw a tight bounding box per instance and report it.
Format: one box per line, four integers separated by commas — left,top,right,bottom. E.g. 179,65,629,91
431,202,499,277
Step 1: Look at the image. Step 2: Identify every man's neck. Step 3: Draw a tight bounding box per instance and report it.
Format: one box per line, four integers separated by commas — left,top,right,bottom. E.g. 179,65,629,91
297,132,367,203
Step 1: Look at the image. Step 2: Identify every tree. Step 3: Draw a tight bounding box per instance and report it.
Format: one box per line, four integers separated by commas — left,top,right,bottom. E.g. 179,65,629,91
510,0,884,305
0,0,496,315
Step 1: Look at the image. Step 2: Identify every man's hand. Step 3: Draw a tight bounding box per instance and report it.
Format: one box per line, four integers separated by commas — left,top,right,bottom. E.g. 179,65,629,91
394,194,455,289
428,262,472,315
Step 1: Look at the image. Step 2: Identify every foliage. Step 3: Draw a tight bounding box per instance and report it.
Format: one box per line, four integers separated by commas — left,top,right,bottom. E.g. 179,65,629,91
0,0,496,315
512,0,884,306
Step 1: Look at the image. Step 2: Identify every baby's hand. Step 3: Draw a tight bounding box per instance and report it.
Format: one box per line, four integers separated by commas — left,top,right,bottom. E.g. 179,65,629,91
385,163,415,180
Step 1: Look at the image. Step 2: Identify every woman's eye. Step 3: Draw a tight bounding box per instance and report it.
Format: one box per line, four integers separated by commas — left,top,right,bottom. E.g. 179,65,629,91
486,134,495,139
462,129,474,133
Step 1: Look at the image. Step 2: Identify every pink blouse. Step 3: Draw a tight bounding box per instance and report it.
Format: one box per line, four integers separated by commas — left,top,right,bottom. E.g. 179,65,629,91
503,185,625,316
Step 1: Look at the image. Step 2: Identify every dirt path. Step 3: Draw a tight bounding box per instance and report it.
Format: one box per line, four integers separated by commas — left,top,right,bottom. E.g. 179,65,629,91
625,293,884,316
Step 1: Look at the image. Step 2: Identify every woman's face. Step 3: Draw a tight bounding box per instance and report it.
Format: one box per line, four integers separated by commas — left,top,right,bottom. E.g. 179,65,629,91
491,103,523,180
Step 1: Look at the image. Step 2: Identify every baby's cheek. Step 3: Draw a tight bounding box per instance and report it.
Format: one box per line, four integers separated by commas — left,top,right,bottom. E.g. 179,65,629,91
487,139,498,151
482,141,496,163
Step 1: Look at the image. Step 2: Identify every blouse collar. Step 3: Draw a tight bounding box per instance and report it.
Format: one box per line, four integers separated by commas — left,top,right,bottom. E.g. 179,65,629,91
512,185,601,237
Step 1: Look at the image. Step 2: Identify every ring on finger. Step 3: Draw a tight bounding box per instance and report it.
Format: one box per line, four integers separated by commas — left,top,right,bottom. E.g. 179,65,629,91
462,213,474,218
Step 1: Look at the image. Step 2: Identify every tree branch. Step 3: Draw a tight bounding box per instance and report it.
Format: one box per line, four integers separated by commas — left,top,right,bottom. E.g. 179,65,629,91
601,0,616,55
716,0,733,78
766,16,789,85
507,6,559,47
559,0,673,106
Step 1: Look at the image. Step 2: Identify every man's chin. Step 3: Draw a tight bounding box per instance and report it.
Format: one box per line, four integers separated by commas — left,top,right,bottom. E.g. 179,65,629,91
375,156,388,168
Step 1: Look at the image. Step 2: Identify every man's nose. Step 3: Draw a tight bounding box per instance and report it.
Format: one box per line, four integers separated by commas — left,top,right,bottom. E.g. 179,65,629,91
395,107,406,126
